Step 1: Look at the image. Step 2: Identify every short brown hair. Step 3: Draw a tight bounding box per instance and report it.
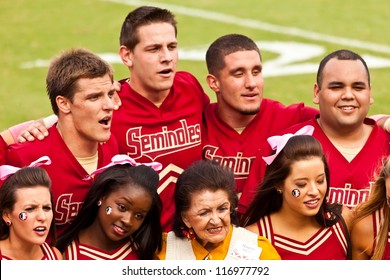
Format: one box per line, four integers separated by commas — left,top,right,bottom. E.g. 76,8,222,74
206,34,261,76
119,6,177,51
46,48,113,115
316,49,370,89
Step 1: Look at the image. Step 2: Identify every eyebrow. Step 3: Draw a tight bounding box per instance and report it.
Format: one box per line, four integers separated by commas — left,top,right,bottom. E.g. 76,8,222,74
121,197,151,212
352,81,368,86
229,64,262,74
195,202,230,211
22,201,52,207
327,81,367,86
145,40,177,48
84,91,104,98
121,197,133,206
295,174,325,181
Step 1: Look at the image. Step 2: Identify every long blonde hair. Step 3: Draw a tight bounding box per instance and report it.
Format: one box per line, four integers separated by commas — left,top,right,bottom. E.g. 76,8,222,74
351,156,390,259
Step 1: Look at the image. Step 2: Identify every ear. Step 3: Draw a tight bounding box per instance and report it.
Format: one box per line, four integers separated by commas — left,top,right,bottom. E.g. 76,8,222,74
206,74,220,94
119,45,133,67
56,96,71,114
181,212,192,229
313,83,320,105
2,211,10,223
369,85,374,105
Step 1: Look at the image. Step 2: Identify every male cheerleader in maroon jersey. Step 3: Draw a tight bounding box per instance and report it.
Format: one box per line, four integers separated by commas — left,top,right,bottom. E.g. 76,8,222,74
239,49,390,214
0,134,6,165
112,6,209,231
5,48,118,237
202,34,317,196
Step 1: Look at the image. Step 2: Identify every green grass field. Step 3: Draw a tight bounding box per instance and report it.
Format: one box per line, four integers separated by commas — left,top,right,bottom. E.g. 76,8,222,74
1,0,390,130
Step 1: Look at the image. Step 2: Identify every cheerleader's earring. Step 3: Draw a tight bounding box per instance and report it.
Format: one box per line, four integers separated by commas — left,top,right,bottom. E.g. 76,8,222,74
5,220,11,226
181,226,195,240
97,200,102,207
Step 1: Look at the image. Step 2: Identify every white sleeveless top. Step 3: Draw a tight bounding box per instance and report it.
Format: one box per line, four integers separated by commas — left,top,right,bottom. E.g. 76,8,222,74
165,226,261,260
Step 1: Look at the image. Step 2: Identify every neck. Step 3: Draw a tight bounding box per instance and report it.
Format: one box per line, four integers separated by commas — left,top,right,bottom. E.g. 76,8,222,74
317,117,369,143
275,207,319,230
317,118,371,161
218,107,256,131
80,221,126,252
56,121,98,158
2,237,42,259
128,79,169,107
201,239,223,253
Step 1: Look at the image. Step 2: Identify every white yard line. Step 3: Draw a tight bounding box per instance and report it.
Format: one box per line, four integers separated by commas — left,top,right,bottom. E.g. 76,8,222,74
105,0,390,54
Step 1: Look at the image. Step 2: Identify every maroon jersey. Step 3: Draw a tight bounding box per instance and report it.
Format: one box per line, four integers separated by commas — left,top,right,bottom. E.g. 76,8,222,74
6,126,118,237
64,239,138,260
256,215,348,260
239,117,390,214
0,135,6,165
1,242,59,260
202,99,317,194
111,71,210,231
372,209,390,260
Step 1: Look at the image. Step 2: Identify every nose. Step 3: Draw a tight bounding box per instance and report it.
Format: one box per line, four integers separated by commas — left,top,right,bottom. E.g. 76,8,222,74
160,47,173,63
341,87,355,99
209,211,221,224
102,94,116,111
308,182,320,196
245,74,257,89
121,212,133,227
36,208,48,221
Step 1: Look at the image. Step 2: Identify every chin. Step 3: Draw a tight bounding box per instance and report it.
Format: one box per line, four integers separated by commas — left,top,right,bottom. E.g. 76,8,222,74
97,132,111,142
209,233,227,243
32,238,47,245
240,108,260,115
159,82,174,92
208,238,225,247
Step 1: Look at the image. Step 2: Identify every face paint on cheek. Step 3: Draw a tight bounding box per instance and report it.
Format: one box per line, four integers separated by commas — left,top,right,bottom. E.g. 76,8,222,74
19,212,27,221
387,196,390,207
292,189,300,198
106,206,112,215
